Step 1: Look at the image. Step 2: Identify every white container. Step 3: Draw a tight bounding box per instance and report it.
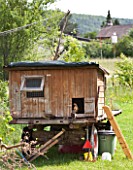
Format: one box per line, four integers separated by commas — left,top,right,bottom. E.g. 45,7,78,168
102,152,112,161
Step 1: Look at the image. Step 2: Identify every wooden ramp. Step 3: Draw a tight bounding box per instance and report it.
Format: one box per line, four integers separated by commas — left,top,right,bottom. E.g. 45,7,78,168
28,129,65,162
103,106,133,160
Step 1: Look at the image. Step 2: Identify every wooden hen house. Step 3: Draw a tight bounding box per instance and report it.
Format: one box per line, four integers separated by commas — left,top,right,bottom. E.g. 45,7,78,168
4,60,108,127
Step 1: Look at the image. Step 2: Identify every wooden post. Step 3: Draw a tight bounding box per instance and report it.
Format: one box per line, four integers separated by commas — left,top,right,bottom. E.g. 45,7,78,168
103,105,133,160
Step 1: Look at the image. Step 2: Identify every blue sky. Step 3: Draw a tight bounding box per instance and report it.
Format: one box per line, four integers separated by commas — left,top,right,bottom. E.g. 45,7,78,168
50,0,133,19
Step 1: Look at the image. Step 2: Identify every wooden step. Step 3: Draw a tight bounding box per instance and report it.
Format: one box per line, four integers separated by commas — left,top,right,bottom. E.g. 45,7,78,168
103,106,133,160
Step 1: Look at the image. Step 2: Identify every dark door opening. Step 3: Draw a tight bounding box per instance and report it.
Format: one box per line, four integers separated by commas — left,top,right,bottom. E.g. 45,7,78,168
72,98,84,113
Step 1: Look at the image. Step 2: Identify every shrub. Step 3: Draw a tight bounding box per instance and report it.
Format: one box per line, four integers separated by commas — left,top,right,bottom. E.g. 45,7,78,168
0,80,14,143
115,53,133,90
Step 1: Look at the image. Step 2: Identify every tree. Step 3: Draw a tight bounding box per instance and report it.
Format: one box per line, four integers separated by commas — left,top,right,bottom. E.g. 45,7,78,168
101,21,106,28
113,19,120,25
63,36,86,62
106,10,113,26
59,14,78,35
116,30,133,57
83,31,97,39
0,0,58,79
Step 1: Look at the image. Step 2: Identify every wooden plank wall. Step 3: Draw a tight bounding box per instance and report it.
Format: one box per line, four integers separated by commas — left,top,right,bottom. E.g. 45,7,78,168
9,68,98,118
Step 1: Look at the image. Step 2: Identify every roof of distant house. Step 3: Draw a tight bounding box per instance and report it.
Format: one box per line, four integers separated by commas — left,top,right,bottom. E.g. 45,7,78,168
97,24,133,39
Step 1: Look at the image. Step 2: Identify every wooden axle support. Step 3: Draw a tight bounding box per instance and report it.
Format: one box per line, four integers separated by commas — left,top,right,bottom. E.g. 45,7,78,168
28,129,65,162
103,105,133,160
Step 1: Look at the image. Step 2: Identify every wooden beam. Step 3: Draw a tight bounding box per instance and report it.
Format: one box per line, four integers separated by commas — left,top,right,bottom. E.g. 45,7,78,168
103,105,133,160
28,129,65,162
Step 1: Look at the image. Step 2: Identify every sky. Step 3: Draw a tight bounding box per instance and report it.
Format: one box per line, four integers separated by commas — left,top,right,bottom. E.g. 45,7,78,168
50,0,133,19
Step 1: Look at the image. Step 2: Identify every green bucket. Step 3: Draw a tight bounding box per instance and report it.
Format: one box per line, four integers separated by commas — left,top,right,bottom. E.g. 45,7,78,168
98,130,116,156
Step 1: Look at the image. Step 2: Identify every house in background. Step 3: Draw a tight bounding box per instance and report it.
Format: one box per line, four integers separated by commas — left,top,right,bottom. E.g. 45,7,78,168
97,24,133,40
96,10,133,40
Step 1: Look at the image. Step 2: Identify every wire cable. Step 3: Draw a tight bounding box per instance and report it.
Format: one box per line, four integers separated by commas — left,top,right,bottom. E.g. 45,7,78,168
0,13,62,36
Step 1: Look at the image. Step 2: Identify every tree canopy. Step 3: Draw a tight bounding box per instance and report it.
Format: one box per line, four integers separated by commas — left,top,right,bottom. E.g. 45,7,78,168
0,0,63,79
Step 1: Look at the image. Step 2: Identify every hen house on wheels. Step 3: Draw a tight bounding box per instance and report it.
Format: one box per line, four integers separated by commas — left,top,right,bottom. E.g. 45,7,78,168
4,60,115,151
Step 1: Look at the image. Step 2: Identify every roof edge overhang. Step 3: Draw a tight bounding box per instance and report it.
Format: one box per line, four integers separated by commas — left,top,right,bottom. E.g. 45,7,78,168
3,60,109,75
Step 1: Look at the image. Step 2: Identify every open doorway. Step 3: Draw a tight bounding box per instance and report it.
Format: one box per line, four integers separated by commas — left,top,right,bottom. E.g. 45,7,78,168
72,98,84,114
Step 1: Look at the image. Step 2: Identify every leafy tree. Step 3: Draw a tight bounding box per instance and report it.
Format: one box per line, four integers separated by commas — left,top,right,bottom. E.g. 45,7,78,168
128,28,133,38
83,31,97,39
116,35,133,57
113,19,120,25
35,9,64,60
63,36,86,62
101,21,106,28
0,0,57,79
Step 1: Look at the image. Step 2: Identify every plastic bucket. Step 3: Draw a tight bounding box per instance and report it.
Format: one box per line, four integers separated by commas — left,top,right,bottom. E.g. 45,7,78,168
98,130,116,156
84,152,93,161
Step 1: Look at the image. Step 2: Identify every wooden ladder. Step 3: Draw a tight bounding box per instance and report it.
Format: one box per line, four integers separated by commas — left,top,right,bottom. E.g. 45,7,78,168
28,129,65,162
103,105,133,160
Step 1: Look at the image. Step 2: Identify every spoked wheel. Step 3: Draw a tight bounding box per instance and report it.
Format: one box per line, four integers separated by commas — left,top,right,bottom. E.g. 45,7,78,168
90,125,98,160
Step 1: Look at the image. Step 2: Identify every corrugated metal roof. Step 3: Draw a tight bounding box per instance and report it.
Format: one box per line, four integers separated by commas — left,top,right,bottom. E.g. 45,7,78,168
97,24,133,39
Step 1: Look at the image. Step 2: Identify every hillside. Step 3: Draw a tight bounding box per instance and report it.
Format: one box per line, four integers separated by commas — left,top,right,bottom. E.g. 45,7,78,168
70,13,133,35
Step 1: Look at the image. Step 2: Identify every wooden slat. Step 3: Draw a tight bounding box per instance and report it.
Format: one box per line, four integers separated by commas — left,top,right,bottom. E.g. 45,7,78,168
28,129,65,162
37,70,45,117
11,71,22,118
68,69,75,116
56,70,63,117
51,70,58,117
103,105,133,160
92,69,97,98
69,69,76,98
75,69,84,97
45,70,52,116
84,97,95,116
62,70,69,118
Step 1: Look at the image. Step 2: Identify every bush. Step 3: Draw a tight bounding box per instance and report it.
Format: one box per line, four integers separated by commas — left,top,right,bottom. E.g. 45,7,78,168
105,54,133,109
115,54,133,89
63,36,86,62
0,80,14,143
82,41,113,59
